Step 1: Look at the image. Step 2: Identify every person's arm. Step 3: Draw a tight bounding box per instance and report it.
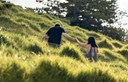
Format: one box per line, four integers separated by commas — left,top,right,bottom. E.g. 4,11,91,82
62,33,76,42
76,38,86,47
42,34,49,40
42,28,51,41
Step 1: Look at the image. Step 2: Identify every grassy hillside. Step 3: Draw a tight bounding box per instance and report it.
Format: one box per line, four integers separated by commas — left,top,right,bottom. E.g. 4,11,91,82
0,2,128,82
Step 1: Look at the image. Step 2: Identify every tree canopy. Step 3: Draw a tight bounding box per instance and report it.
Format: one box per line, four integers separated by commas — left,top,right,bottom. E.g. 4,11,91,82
37,0,126,41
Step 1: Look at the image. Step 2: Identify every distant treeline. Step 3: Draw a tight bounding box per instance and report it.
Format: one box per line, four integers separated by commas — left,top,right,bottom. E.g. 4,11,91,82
35,0,127,41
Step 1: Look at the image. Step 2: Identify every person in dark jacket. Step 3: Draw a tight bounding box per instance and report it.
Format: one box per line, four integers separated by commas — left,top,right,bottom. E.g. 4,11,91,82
42,23,76,47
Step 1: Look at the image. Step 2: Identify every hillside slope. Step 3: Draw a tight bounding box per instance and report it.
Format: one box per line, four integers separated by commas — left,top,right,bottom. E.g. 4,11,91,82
0,2,128,82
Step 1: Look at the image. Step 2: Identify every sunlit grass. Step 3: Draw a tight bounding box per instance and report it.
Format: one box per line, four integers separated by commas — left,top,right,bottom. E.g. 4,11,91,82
0,2,128,82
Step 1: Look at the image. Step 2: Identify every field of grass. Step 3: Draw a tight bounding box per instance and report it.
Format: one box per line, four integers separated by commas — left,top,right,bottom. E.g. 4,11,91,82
0,2,128,82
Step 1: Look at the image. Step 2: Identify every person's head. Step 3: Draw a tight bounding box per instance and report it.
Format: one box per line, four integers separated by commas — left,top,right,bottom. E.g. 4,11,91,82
55,23,61,27
88,36,98,47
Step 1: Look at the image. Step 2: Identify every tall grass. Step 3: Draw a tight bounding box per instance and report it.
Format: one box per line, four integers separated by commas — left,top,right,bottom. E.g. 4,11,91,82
29,55,119,82
60,43,86,62
112,40,123,48
99,48,127,62
0,2,128,82
0,16,19,28
98,38,115,49
0,57,27,82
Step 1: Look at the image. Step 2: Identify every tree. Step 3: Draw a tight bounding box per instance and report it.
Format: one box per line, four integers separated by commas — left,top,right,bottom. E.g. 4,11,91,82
36,0,65,17
36,0,44,3
61,0,118,31
102,26,126,41
37,0,126,41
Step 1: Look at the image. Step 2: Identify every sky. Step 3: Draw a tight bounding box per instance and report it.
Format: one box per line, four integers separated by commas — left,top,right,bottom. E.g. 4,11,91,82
6,0,128,30
117,0,128,30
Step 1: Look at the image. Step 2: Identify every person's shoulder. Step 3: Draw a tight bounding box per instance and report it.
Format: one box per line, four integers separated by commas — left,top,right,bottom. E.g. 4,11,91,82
59,27,63,29
59,27,65,31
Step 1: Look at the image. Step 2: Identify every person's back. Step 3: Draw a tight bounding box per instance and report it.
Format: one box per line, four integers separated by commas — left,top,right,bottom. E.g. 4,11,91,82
76,36,98,62
42,23,76,47
46,26,65,45
86,44,98,62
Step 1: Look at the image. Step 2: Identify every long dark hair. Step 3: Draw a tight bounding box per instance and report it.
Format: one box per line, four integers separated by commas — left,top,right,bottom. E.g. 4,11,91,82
88,36,98,47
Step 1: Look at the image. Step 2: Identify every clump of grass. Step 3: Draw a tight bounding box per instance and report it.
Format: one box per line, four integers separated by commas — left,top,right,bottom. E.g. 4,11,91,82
76,68,116,82
0,44,18,57
30,58,73,82
5,33,30,50
116,49,128,59
39,22,49,29
0,34,8,45
98,39,114,49
0,59,26,82
112,40,123,48
42,14,54,20
0,16,19,28
27,44,43,54
122,45,128,49
86,31,101,39
100,49,126,62
16,17,41,32
60,43,84,61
